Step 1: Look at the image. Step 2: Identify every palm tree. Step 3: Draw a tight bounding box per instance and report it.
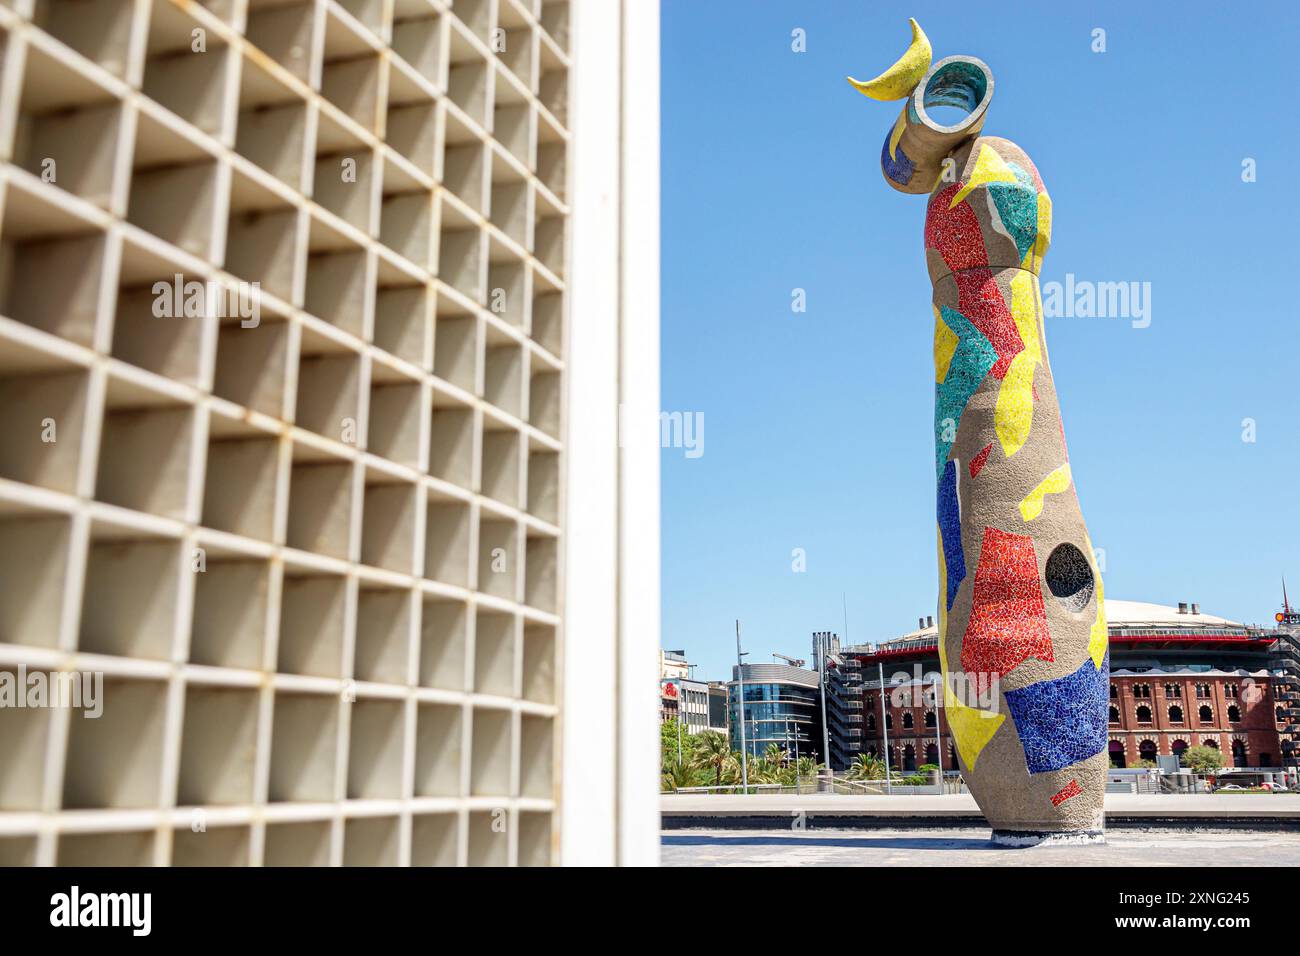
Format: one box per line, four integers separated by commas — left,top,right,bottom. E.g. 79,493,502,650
749,752,778,785
764,743,788,767
847,753,886,781
661,760,699,792
692,731,731,787
722,750,748,788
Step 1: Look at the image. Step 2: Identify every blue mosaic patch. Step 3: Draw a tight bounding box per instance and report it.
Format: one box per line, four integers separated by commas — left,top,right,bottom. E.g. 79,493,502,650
937,458,965,611
1004,653,1109,774
881,135,915,186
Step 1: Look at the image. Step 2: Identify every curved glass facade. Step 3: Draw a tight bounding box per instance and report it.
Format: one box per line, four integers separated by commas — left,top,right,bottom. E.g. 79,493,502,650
728,680,822,762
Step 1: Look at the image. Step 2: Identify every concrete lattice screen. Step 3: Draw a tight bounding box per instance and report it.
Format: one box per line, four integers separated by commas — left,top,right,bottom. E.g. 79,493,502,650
0,0,568,866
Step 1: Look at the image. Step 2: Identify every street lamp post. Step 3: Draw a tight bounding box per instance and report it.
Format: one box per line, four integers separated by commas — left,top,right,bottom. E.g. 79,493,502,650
818,632,832,792
736,620,749,794
879,662,892,794
932,673,944,792
676,688,683,766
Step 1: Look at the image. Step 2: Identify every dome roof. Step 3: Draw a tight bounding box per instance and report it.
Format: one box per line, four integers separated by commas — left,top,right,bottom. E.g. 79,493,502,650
1104,599,1240,628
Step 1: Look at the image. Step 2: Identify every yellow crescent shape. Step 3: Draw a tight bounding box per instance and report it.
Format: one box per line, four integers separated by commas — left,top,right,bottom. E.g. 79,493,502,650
846,18,932,102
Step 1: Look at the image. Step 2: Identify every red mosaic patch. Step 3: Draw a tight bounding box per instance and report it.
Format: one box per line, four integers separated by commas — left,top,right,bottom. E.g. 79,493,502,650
1050,779,1083,807
960,526,1054,692
925,183,989,274
953,269,1024,380
969,443,994,478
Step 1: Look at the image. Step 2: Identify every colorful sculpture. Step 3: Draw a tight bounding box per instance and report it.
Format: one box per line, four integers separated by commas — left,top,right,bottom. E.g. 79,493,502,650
852,20,1107,844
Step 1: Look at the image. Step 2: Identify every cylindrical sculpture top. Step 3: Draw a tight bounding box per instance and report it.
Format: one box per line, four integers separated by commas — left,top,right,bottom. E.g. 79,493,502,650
881,56,994,196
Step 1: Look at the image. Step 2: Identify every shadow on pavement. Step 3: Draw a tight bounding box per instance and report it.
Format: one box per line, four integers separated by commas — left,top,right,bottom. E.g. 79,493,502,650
661,834,994,850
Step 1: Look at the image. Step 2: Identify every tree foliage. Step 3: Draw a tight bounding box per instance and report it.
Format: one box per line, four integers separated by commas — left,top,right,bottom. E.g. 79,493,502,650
1182,744,1225,774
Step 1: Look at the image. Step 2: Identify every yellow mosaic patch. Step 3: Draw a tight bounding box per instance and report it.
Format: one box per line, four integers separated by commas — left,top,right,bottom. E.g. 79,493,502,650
1018,463,1072,522
994,271,1042,456
948,142,1018,209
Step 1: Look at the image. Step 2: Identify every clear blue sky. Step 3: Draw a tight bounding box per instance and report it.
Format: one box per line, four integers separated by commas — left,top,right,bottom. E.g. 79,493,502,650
660,1,1300,682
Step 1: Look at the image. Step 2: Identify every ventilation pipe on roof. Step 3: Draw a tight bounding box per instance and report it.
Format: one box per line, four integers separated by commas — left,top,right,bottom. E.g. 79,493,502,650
1178,602,1189,614
926,615,934,628
918,617,926,630
1191,603,1200,615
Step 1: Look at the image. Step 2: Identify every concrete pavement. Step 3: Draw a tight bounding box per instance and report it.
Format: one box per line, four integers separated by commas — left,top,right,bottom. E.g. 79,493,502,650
661,792,1300,828
661,826,1300,866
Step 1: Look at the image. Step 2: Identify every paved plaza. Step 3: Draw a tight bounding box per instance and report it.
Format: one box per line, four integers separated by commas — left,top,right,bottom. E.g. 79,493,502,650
662,826,1300,866
661,792,1300,821
661,793,1300,865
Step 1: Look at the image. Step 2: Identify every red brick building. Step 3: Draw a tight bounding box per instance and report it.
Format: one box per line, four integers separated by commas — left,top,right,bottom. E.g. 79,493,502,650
843,600,1297,773
1107,670,1277,768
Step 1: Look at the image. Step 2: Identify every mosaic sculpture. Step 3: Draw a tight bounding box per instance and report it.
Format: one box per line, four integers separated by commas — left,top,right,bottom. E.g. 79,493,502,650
851,20,1107,844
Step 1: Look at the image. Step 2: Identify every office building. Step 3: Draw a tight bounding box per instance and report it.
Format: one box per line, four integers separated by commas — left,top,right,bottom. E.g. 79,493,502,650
726,662,823,762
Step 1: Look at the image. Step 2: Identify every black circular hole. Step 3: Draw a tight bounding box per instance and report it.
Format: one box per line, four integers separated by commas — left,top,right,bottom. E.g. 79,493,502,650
1044,542,1094,613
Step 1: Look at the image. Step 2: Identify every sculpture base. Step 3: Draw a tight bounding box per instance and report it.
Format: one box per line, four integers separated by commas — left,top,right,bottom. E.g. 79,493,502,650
990,829,1106,848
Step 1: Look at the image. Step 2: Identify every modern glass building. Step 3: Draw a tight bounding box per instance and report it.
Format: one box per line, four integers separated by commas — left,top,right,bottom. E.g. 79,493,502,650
727,664,823,762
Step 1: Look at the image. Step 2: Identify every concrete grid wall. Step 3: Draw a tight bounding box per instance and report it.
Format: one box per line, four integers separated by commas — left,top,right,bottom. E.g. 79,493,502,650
0,0,571,866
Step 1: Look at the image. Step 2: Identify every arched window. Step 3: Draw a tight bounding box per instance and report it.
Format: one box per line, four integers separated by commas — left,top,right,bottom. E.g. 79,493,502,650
1110,684,1118,699
1169,705,1184,723
923,710,936,728
867,714,876,731
1226,684,1239,699
948,744,958,770
925,743,939,765
1171,739,1189,757
1228,705,1240,723
1231,739,1246,764
1109,705,1120,724
1277,706,1286,723
902,712,914,730
1164,683,1181,699
1108,740,1126,768
1139,740,1157,763
903,745,916,771
1136,705,1152,724
885,713,892,730
1203,738,1219,750
1198,704,1213,722
1135,684,1151,699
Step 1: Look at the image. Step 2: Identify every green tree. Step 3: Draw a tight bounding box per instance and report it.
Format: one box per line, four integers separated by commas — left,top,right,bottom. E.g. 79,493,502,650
847,753,886,781
1182,745,1224,774
662,760,705,792
794,756,820,780
661,718,689,767
723,751,748,786
692,731,731,787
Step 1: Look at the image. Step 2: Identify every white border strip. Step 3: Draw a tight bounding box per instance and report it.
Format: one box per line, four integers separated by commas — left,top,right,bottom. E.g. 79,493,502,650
617,0,662,867
560,0,661,866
